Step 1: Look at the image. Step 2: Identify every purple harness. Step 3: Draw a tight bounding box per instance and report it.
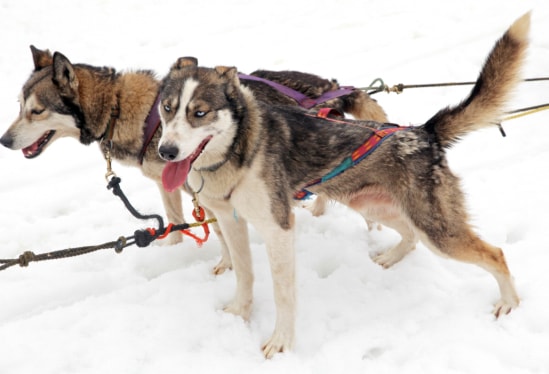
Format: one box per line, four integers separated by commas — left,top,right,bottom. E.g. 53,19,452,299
138,75,356,164
138,94,161,165
237,73,355,109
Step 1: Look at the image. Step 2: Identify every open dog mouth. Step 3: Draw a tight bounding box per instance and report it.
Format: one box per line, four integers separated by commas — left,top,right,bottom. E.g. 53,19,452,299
22,130,56,159
161,136,212,192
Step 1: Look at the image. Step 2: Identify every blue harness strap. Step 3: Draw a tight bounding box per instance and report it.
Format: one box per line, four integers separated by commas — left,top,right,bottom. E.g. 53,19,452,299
294,113,411,200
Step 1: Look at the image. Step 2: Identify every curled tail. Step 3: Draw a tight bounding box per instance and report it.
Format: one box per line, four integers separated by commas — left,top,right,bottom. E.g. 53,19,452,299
424,12,530,148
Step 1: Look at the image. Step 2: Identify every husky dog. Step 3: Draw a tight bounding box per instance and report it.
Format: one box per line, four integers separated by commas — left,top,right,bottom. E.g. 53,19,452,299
0,48,387,273
157,14,529,357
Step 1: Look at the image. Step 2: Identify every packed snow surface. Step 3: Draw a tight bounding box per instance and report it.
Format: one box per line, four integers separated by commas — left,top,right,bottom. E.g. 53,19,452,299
1,0,548,372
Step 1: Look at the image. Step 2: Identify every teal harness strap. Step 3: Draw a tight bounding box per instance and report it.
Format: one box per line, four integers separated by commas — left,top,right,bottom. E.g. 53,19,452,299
294,124,410,200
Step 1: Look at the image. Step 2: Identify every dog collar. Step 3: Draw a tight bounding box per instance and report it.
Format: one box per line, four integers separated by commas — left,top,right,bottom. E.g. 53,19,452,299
193,156,231,173
102,98,121,142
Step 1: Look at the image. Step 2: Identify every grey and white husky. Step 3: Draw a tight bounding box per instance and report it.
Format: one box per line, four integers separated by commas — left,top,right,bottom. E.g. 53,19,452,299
157,14,529,357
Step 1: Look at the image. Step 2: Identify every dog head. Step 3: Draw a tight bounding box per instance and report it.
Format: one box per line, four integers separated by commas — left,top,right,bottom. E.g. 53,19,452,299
158,57,243,191
0,46,89,158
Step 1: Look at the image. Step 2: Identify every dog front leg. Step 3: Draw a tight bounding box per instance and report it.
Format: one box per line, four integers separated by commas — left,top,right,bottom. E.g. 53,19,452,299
204,206,233,275
156,183,184,245
252,215,296,358
210,204,254,320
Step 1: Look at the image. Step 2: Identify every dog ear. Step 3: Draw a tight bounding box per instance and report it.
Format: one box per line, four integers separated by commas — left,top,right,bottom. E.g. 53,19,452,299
214,66,239,85
52,52,79,100
215,66,243,108
171,57,198,71
30,45,53,71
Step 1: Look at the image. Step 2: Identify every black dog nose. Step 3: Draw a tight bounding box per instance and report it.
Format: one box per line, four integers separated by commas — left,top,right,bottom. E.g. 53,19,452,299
159,144,179,161
0,133,13,148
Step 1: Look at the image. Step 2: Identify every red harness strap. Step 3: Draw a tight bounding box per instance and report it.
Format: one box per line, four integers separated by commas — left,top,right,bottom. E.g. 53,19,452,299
316,107,345,119
294,111,411,200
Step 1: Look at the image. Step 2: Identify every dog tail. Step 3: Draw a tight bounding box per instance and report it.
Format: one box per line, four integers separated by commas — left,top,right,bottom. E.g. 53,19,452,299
423,12,530,148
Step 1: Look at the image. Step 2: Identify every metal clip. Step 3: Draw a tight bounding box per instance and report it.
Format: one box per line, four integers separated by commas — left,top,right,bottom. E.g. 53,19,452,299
104,140,117,181
191,192,205,222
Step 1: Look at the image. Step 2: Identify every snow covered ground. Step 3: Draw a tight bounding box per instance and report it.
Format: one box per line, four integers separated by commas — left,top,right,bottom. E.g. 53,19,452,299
1,0,548,372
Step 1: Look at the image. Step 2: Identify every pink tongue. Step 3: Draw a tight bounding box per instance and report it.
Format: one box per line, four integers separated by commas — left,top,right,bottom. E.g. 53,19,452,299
22,142,39,156
162,158,191,192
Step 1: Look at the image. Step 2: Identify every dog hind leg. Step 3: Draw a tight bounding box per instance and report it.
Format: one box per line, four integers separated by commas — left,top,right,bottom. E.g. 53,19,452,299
348,191,417,266
370,215,417,268
402,180,520,317
354,186,519,316
418,227,519,317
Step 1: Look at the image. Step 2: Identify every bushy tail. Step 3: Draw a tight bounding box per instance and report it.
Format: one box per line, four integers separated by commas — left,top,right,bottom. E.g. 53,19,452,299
424,12,530,148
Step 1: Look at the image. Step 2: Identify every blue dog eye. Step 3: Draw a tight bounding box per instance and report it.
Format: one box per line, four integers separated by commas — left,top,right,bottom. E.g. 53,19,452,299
163,104,171,112
195,111,206,118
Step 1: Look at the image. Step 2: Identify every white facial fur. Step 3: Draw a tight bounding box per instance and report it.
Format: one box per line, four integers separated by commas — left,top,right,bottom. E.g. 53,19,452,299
5,92,79,149
159,78,237,167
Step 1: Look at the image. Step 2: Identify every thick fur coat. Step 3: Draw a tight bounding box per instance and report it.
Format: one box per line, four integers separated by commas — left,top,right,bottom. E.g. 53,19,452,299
157,13,529,357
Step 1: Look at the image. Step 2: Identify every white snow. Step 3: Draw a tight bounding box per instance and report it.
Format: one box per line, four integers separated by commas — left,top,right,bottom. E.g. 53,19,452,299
1,0,548,373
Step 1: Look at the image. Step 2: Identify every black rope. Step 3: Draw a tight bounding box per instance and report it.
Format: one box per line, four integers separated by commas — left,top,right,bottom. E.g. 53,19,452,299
0,221,198,271
0,237,129,271
107,176,164,229
0,177,193,272
106,176,194,246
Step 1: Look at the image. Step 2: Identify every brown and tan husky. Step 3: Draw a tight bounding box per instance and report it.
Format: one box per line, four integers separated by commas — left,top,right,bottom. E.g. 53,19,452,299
157,14,529,357
0,48,387,273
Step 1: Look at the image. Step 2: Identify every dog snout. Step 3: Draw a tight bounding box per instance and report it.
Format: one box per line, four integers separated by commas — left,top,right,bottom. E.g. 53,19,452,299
159,144,179,161
0,133,13,149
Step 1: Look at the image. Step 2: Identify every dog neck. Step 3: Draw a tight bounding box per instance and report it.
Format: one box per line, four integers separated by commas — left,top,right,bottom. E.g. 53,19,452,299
187,85,263,198
93,71,160,164
215,85,262,171
102,94,121,143
70,66,120,145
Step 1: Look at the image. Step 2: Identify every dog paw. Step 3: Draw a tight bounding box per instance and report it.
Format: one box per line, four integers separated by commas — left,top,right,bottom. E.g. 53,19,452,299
158,231,183,246
370,250,400,269
371,241,415,268
212,257,232,275
262,331,294,359
223,300,252,321
493,298,520,318
301,196,327,217
308,205,326,217
366,220,383,231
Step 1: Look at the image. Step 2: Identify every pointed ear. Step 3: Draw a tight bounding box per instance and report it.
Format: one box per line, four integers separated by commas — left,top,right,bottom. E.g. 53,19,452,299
30,45,53,71
214,66,239,84
52,52,79,99
170,57,198,71
215,66,241,100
